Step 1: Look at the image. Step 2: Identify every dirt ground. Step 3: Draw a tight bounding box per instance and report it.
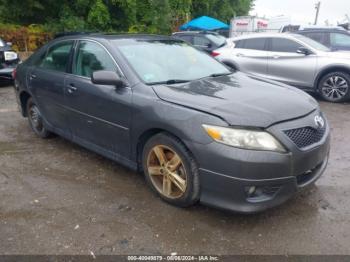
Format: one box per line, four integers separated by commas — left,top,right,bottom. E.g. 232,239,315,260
0,85,350,255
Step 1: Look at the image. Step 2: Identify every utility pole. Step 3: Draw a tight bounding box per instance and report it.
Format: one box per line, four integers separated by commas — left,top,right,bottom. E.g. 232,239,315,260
314,1,321,25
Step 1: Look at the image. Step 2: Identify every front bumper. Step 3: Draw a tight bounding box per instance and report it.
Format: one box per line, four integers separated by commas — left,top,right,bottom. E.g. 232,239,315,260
199,154,328,213
191,111,330,213
0,60,19,81
0,67,15,81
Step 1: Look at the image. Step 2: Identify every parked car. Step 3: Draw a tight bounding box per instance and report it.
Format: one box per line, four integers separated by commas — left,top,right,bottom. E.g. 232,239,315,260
172,31,227,53
0,38,20,82
280,25,345,33
295,28,350,51
14,34,330,213
213,33,350,102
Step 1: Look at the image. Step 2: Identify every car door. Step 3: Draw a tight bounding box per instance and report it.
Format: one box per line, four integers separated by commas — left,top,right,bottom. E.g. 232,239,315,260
231,38,269,78
266,37,317,88
64,40,132,157
28,40,74,133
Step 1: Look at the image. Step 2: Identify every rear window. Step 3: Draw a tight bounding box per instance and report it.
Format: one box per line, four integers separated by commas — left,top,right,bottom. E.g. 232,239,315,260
175,35,193,44
193,36,211,47
205,34,226,47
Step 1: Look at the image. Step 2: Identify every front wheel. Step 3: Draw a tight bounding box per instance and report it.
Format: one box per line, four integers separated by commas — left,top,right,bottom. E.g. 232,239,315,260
318,72,350,102
142,133,200,207
26,98,52,138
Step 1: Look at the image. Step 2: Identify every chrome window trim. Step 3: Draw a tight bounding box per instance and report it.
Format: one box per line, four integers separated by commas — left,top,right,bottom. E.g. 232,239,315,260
36,38,129,86
72,39,126,78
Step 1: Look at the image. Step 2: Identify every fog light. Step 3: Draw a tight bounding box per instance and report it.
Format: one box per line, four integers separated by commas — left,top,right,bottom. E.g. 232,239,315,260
245,185,282,202
245,186,256,197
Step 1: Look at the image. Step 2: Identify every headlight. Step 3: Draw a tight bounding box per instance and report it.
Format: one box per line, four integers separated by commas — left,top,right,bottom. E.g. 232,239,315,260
4,51,18,61
203,124,286,153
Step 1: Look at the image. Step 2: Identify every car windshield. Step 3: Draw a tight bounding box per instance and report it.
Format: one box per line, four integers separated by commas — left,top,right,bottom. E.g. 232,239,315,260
293,34,330,51
113,39,231,84
206,34,227,47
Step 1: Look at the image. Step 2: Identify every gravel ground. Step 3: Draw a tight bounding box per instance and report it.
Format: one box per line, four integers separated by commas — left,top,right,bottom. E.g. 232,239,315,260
0,85,350,255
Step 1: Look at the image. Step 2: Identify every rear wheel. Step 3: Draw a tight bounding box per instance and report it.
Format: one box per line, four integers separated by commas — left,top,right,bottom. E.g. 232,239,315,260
318,72,350,102
26,98,52,138
142,133,200,207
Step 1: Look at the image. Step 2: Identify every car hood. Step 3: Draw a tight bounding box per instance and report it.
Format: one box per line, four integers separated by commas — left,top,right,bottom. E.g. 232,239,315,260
152,72,318,128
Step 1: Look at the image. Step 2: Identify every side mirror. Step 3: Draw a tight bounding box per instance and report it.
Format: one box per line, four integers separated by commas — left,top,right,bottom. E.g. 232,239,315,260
91,70,126,88
296,47,311,55
206,43,212,49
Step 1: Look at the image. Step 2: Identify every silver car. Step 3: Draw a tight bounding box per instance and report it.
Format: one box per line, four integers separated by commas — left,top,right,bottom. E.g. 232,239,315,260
213,33,350,102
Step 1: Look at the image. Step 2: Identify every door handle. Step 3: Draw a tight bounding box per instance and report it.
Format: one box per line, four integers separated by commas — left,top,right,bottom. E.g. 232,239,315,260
30,74,37,80
236,53,245,57
272,55,280,59
67,84,78,94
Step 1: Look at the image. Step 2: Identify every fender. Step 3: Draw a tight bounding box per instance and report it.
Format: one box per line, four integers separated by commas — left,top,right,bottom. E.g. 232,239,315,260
314,64,350,89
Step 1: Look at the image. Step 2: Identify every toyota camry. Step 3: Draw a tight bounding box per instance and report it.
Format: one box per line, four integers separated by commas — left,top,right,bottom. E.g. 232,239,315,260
13,34,330,213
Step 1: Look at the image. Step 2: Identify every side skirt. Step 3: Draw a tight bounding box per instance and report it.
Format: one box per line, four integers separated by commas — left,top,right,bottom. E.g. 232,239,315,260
45,121,138,171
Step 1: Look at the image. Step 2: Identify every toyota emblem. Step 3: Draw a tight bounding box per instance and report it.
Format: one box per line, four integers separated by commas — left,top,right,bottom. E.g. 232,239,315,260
314,115,325,128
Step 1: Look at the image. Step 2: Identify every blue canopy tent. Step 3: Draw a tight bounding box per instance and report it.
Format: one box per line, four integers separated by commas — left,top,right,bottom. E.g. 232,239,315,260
180,16,229,31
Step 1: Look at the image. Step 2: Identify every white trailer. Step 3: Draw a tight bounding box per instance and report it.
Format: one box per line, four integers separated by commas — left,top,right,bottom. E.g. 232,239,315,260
229,16,269,37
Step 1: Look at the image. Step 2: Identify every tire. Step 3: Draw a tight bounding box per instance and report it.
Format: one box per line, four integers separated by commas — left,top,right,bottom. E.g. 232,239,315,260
142,133,200,207
26,97,52,138
318,71,350,102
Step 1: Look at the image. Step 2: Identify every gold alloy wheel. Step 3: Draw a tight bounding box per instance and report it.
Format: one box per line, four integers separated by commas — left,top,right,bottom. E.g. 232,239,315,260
146,145,187,199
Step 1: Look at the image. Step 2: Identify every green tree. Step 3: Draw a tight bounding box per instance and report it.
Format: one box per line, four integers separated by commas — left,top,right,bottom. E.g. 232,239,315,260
191,0,253,23
0,0,254,33
87,0,111,30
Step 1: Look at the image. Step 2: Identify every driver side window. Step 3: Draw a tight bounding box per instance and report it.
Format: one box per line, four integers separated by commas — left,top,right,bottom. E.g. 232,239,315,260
73,41,117,78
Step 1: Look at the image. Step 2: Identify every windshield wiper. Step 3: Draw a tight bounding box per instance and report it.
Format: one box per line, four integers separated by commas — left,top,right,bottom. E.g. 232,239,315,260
148,79,190,85
209,72,232,78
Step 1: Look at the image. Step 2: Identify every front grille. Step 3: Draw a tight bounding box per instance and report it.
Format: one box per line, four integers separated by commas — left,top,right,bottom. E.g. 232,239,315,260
284,126,326,149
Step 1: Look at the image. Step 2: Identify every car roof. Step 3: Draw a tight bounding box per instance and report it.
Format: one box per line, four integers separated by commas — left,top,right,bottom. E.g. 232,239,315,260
55,33,178,42
229,33,300,41
172,31,220,36
297,28,349,34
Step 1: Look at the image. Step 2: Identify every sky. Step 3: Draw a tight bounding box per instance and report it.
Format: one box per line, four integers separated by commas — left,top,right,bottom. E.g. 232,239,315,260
250,0,350,25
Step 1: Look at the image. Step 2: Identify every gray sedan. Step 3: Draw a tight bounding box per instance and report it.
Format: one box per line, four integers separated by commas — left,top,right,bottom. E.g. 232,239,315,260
214,33,350,102
14,34,330,213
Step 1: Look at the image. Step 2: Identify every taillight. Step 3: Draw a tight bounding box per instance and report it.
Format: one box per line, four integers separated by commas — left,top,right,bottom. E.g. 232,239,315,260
12,68,16,79
211,51,220,57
